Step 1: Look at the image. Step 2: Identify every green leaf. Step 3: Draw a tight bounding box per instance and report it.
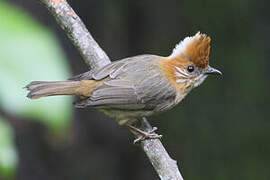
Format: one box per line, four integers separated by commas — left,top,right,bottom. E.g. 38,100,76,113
0,0,72,132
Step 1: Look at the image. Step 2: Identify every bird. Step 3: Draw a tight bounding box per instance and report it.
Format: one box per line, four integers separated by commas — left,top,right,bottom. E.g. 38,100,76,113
25,32,221,143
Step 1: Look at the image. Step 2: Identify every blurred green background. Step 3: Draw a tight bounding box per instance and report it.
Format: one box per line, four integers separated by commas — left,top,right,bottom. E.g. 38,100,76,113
0,0,269,179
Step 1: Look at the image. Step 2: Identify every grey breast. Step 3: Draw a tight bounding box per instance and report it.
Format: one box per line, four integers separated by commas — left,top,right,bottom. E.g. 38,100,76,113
70,55,177,112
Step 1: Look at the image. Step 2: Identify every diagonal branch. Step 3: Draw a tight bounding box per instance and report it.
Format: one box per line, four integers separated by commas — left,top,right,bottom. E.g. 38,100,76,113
41,0,110,69
39,0,184,179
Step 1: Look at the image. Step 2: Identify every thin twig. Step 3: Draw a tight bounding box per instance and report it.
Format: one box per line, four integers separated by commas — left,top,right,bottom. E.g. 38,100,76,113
39,0,184,179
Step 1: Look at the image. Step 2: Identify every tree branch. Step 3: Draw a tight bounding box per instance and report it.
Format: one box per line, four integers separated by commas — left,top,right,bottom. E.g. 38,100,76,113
40,0,110,69
39,0,184,179
139,118,183,179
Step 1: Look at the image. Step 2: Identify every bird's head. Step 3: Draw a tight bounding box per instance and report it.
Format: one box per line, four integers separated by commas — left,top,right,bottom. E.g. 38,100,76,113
161,32,221,93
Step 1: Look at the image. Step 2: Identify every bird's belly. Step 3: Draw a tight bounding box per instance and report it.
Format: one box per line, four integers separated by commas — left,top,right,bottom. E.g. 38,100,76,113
97,108,154,125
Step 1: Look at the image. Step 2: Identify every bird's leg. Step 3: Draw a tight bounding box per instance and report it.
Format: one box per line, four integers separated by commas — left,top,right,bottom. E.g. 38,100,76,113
125,124,162,144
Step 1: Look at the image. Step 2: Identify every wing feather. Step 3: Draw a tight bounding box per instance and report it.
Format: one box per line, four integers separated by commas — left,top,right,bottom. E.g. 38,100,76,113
73,55,176,112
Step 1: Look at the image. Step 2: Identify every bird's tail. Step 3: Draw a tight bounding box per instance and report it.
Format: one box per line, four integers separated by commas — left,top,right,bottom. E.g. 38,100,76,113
25,80,98,99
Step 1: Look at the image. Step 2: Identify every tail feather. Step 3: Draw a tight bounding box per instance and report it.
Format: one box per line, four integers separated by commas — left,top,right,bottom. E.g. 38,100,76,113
25,81,80,99
25,80,97,99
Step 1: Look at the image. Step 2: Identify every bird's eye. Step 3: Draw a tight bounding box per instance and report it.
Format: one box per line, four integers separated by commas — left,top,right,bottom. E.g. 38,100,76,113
187,66,195,73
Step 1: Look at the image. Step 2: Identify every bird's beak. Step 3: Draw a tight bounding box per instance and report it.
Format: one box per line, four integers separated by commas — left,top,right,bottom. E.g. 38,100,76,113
204,67,222,75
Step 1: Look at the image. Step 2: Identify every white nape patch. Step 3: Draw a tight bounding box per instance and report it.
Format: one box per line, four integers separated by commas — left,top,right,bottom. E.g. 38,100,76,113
194,74,207,88
169,32,201,58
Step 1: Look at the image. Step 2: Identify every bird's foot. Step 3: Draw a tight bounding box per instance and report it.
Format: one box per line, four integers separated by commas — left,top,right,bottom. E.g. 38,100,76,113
133,128,163,144
126,124,162,144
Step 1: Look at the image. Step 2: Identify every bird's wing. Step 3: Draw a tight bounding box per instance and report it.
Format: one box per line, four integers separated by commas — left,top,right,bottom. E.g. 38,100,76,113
75,79,144,110
69,55,157,81
73,55,177,111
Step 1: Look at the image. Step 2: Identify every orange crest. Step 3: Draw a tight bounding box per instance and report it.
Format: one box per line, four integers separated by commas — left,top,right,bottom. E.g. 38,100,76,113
169,32,211,68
